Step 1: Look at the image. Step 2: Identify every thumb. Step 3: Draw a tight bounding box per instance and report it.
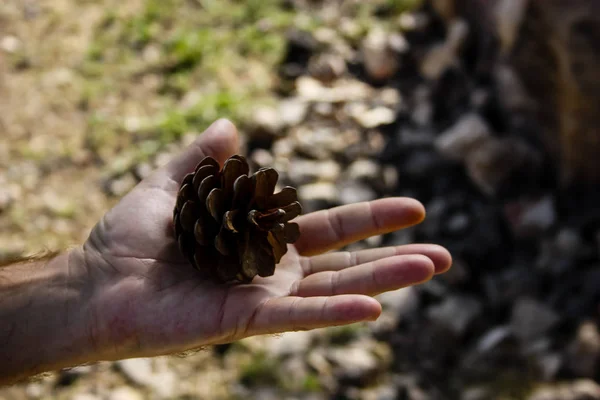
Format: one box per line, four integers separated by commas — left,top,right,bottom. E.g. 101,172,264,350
150,119,240,189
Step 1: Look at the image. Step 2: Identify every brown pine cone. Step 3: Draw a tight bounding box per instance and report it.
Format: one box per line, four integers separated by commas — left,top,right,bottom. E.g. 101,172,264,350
173,155,302,284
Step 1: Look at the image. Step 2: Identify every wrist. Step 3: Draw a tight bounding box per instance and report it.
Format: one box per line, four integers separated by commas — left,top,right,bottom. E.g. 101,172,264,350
0,248,98,384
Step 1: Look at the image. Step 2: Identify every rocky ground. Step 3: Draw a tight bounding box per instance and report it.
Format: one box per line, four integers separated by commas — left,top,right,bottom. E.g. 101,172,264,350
1,0,600,399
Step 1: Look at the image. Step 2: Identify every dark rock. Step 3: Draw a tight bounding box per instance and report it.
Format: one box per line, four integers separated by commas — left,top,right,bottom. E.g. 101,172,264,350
504,196,557,238
483,267,541,309
434,113,492,162
427,295,483,336
510,297,560,343
280,29,320,80
465,137,532,196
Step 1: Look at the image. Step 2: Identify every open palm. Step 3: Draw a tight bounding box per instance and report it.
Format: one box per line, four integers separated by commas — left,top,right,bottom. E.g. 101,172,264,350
82,120,452,361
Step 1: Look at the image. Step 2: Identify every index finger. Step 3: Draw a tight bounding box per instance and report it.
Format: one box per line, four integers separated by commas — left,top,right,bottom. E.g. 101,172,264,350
294,198,426,256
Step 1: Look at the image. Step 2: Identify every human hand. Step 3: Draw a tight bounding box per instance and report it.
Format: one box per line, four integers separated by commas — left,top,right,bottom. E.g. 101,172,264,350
82,119,452,361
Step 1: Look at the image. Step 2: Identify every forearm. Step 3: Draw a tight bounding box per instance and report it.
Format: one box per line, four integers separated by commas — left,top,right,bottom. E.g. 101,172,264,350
0,249,95,386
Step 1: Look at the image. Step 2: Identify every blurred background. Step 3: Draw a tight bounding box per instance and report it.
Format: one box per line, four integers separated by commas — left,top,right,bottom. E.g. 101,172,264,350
1,0,599,399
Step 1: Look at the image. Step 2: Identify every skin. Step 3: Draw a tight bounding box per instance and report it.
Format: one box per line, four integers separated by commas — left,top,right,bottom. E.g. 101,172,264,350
0,119,452,386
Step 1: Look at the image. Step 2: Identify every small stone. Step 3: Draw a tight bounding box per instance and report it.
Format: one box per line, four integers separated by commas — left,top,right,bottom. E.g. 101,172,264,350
1,35,22,53
427,295,483,336
362,28,400,82
0,190,14,213
41,191,75,218
446,212,470,234
299,182,338,203
264,331,313,358
251,106,283,137
327,345,379,382
107,174,137,197
279,98,309,127
476,326,512,353
528,380,600,400
314,102,335,117
388,33,409,54
571,380,600,399
117,358,176,398
505,196,557,238
124,116,143,133
495,0,529,54
421,279,448,298
250,149,274,169
412,100,433,127
382,166,399,191
293,125,348,159
26,382,44,398
117,358,153,385
420,42,456,81
470,89,490,109
109,387,144,400
308,53,347,83
339,182,377,205
461,387,493,400
518,196,556,234
365,235,383,248
352,106,396,129
380,88,402,107
510,297,560,343
288,159,341,184
297,77,373,103
272,138,294,159
279,356,310,391
537,353,562,381
466,138,528,196
133,162,153,181
434,113,492,161
494,64,531,112
431,0,456,23
398,12,430,31
347,159,381,182
555,229,584,258
397,128,435,148
154,152,173,168
307,349,333,377
565,321,600,378
420,20,468,80
70,395,102,400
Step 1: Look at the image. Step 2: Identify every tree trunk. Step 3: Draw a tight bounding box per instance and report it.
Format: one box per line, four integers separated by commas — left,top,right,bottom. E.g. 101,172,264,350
452,0,600,186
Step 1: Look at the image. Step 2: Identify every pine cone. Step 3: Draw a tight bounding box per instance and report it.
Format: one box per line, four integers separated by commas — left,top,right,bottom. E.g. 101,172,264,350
173,155,302,284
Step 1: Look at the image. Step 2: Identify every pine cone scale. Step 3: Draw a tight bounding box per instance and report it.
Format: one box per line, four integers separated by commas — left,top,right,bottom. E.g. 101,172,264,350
193,165,219,192
232,175,253,208
252,168,279,209
195,156,220,172
266,187,298,209
283,222,301,243
279,202,302,223
206,188,225,223
179,201,200,232
197,175,219,203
